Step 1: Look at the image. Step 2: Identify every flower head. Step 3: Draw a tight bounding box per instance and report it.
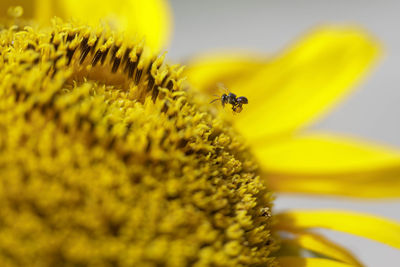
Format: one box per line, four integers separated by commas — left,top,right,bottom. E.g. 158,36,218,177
0,14,281,266
0,2,400,267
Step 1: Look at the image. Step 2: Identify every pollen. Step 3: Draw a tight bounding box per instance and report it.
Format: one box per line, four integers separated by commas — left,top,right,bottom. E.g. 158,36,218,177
0,18,278,266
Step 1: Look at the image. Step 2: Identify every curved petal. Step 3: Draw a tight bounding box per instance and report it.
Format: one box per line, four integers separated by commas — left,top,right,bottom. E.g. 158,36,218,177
2,1,172,51
237,26,381,140
256,132,400,174
281,231,363,266
270,177,400,198
276,210,400,249
278,257,353,267
32,0,172,51
187,27,381,140
185,51,266,94
255,132,400,198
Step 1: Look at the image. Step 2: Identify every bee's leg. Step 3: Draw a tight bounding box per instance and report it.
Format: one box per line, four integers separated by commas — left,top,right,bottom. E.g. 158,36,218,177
232,104,242,113
210,98,220,104
231,107,237,115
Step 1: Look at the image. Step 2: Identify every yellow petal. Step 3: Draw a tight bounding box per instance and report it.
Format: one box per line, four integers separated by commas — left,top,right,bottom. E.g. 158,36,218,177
2,1,172,51
33,0,56,26
270,176,400,198
255,132,400,198
276,210,400,249
281,231,363,266
244,26,381,140
239,26,380,140
185,51,266,94
187,27,381,140
255,132,400,174
278,257,354,267
32,0,172,52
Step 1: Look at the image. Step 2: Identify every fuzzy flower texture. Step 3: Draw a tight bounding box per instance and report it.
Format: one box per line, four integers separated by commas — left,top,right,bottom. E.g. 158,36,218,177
1,2,400,267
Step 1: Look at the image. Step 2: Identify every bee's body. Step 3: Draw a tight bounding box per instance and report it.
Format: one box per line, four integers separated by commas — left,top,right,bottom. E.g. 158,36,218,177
211,91,248,113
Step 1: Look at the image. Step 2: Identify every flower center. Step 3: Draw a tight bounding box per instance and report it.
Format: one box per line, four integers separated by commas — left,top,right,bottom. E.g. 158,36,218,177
0,18,277,266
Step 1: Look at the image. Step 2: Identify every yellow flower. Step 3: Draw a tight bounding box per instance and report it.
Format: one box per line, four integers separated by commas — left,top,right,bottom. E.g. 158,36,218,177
0,1,399,267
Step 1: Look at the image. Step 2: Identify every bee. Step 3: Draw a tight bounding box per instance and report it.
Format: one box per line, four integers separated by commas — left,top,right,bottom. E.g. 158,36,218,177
210,85,248,113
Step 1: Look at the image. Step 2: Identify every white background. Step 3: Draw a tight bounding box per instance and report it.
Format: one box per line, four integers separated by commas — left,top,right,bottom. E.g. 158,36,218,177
168,1,400,266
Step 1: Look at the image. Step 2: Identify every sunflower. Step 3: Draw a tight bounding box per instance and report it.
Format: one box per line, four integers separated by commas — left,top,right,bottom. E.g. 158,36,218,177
0,1,399,267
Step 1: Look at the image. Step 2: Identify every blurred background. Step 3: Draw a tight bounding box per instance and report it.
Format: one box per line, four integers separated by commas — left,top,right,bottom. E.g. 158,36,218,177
168,1,400,266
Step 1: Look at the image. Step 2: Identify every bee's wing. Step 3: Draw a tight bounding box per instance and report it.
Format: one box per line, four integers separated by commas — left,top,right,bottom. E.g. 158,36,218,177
216,82,229,94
